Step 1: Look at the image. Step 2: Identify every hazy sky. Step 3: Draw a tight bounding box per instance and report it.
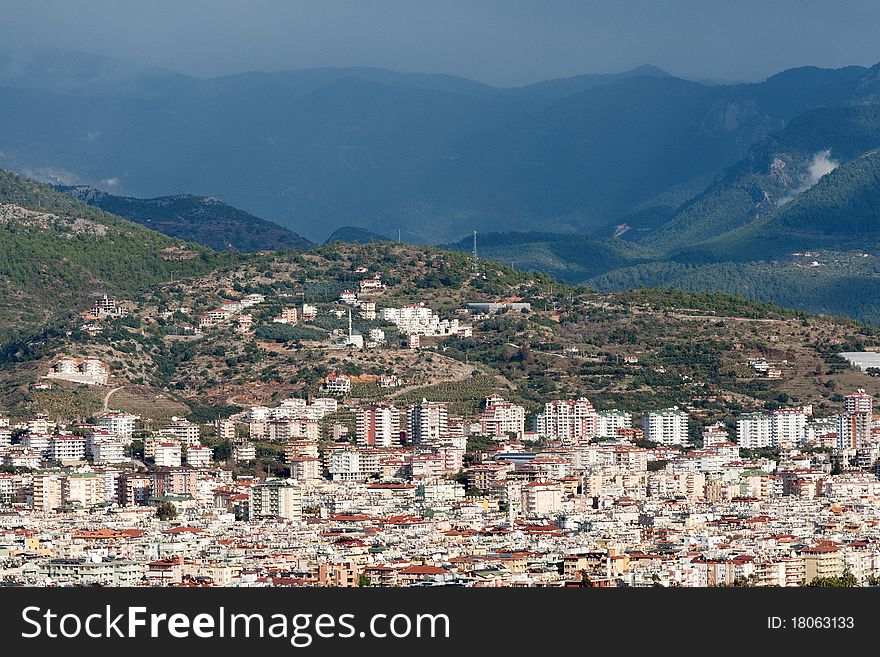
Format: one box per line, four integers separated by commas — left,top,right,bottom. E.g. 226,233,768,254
1,0,879,86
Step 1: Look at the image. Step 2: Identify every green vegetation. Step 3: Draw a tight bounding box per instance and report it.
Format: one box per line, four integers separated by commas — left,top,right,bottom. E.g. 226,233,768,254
805,570,858,587
59,187,314,253
0,168,229,345
156,501,178,521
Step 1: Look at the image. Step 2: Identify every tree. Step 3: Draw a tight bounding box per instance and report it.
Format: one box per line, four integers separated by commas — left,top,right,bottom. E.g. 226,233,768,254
806,569,858,588
156,501,178,521
357,574,371,587
579,570,593,587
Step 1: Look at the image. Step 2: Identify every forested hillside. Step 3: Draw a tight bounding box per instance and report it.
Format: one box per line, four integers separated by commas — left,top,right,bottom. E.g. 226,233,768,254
0,168,226,345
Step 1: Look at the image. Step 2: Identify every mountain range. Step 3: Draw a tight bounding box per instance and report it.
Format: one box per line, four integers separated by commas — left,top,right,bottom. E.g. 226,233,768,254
3,48,880,322
56,186,313,252
1,48,877,242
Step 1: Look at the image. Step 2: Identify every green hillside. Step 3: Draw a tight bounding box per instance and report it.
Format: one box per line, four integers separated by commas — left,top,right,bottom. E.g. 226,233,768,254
443,231,660,282
642,104,880,251
680,149,880,262
57,186,314,253
0,168,227,345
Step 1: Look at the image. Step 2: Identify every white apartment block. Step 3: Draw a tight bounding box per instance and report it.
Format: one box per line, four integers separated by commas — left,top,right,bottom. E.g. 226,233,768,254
535,398,598,440
154,443,182,468
267,418,320,442
91,439,126,463
63,473,106,507
838,412,872,449
770,408,806,447
329,450,365,482
164,418,201,446
186,445,212,468
215,419,236,441
288,456,322,482
805,417,837,446
380,305,460,336
49,435,87,462
846,389,873,414
232,442,256,462
357,403,400,447
479,395,526,437
97,412,138,441
47,357,109,386
522,480,563,516
596,409,632,438
643,408,689,446
22,432,50,456
406,400,448,444
248,480,302,521
736,413,773,449
322,374,352,395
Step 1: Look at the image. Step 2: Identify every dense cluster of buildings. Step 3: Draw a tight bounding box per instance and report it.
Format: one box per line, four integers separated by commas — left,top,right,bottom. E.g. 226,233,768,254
6,384,880,587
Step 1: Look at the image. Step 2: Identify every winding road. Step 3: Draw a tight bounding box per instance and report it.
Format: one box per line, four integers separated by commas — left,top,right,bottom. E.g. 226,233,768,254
102,385,124,412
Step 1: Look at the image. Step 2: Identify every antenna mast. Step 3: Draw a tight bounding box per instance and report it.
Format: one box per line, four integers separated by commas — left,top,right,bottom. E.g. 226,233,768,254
472,230,479,276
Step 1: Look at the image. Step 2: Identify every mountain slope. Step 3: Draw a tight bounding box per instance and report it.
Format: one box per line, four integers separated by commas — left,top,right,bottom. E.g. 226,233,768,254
443,231,660,282
688,149,880,261
325,226,392,244
57,186,313,252
642,104,880,250
0,168,224,346
3,49,880,242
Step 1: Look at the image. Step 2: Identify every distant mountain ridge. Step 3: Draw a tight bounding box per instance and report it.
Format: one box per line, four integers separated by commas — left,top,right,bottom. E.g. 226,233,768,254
3,48,879,242
56,186,313,252
6,49,880,322
325,226,392,244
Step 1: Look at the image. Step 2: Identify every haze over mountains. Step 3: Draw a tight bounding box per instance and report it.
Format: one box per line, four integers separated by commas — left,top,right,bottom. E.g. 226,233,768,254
3,47,880,321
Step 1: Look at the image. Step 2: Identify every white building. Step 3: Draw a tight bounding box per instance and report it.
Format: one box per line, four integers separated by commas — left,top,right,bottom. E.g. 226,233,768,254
91,439,126,463
232,442,256,462
522,480,563,516
357,403,400,447
643,408,689,446
164,418,201,446
596,409,632,439
322,374,352,395
479,395,526,437
185,445,212,468
380,305,460,336
47,357,109,386
329,450,365,482
288,456,322,482
736,413,773,449
154,443,182,468
49,435,86,462
770,409,806,447
97,412,139,442
535,398,598,440
248,480,302,521
406,400,448,444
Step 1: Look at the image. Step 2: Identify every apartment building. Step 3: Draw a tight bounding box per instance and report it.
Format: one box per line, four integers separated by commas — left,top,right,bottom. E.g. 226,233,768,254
479,395,526,437
248,480,302,521
406,399,448,444
357,403,400,447
643,407,689,446
535,398,598,440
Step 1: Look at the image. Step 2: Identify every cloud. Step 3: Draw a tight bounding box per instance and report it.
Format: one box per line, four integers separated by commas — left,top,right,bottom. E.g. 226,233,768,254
806,149,838,185
777,149,838,205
